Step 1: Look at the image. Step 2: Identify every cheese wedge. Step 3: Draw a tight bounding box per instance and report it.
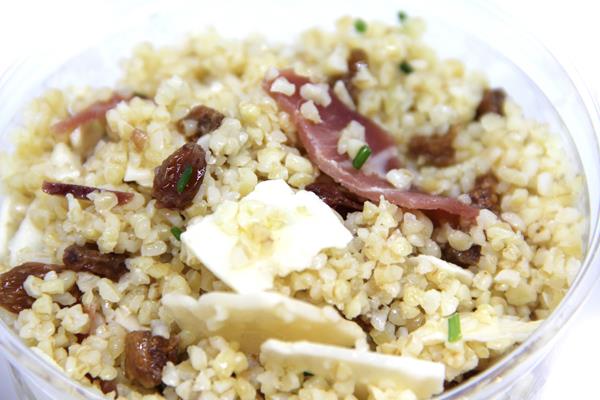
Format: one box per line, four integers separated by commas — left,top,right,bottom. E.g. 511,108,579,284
260,339,445,399
411,254,474,284
48,143,82,181
410,313,542,351
8,208,45,267
124,164,153,188
181,179,352,293
162,291,365,353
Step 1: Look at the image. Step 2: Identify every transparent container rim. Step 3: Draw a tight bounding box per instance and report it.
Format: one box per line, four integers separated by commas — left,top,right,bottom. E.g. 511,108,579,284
442,2,600,397
0,2,598,399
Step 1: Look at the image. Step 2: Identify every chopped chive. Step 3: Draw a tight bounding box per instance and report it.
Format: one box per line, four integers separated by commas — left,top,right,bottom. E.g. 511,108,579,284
171,226,183,241
398,11,408,22
352,145,372,169
303,371,314,377
354,19,367,33
176,165,193,193
448,313,462,342
399,61,414,74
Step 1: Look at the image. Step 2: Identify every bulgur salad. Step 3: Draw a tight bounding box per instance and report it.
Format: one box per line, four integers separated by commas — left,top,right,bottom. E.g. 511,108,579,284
0,14,584,400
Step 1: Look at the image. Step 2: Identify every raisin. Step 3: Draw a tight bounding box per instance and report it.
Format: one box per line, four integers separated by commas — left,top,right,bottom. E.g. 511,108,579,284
408,126,458,167
42,181,134,205
152,142,207,210
306,175,365,217
475,88,506,120
442,243,482,268
124,331,178,389
99,379,118,395
444,368,482,390
63,243,129,282
469,173,500,213
329,48,369,103
75,333,89,344
423,209,460,229
350,315,376,350
347,48,368,75
69,284,83,304
351,315,372,333
86,374,118,395
0,263,63,313
176,105,225,139
0,247,128,313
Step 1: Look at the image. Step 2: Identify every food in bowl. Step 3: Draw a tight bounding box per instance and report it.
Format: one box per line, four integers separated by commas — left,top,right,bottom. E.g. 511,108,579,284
0,13,584,400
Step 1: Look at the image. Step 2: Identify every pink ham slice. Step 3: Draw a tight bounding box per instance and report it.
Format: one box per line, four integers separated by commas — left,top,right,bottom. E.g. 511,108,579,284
51,93,130,134
42,181,134,205
264,70,479,220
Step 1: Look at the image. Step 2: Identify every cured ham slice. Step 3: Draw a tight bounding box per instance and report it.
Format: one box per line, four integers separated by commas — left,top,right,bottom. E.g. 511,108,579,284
268,71,400,178
42,181,134,205
51,93,130,134
264,70,479,220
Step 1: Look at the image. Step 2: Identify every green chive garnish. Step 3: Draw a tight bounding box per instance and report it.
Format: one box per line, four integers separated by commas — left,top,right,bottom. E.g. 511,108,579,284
176,165,193,193
303,371,314,377
399,61,414,74
354,19,367,33
398,11,408,22
171,226,183,240
448,313,462,342
352,145,372,169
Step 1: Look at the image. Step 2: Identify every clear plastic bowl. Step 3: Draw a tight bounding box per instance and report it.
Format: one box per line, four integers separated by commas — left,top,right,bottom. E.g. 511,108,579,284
0,1,598,399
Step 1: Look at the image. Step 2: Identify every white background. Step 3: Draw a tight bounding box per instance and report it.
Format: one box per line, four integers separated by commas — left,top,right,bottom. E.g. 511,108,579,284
0,1,598,399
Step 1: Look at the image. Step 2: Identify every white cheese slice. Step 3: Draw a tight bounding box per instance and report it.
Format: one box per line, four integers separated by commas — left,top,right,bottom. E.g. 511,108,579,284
124,164,154,188
367,385,418,400
48,142,82,181
260,339,445,399
123,151,154,188
410,313,542,350
181,179,352,293
162,291,365,353
411,254,474,284
8,208,45,267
